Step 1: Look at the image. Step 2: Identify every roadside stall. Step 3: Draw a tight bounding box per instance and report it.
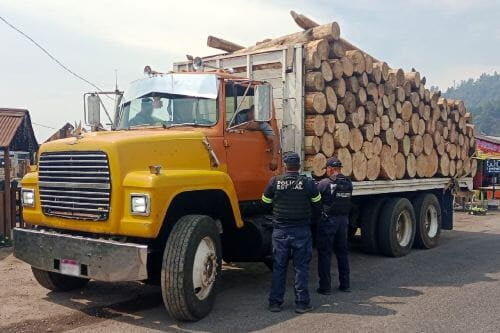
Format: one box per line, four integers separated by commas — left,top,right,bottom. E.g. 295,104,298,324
0,108,38,241
473,135,500,208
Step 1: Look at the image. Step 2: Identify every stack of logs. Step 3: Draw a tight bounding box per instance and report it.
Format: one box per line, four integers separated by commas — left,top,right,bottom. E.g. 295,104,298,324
207,11,478,181
301,41,477,180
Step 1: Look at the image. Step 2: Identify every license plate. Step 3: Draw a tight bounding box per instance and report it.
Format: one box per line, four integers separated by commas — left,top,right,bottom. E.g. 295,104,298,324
60,259,81,276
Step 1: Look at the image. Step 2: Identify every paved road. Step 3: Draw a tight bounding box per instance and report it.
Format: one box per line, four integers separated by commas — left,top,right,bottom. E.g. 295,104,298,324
1,211,499,332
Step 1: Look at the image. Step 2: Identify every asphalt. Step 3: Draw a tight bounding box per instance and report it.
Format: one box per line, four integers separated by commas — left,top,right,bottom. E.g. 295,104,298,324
1,210,499,332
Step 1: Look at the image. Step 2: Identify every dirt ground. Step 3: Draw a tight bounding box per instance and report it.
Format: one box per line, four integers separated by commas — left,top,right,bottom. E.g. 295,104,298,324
1,210,499,333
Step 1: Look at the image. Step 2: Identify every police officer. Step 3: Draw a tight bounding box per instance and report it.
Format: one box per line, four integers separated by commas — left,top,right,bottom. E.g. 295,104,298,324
316,157,353,294
262,152,321,313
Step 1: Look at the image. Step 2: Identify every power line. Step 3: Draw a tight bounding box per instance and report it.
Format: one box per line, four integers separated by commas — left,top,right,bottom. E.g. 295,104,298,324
32,122,57,130
0,15,106,93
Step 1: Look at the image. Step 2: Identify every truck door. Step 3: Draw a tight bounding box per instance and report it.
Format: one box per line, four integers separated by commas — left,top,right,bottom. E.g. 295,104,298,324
224,82,276,201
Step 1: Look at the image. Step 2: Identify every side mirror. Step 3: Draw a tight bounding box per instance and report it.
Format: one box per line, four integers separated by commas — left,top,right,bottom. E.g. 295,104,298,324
254,85,272,122
86,94,101,127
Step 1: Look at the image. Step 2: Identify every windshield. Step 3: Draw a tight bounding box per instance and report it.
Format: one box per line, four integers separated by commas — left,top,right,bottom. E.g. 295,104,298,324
117,94,218,129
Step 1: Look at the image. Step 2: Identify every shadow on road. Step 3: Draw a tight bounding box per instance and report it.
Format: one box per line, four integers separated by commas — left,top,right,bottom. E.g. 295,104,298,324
7,221,500,333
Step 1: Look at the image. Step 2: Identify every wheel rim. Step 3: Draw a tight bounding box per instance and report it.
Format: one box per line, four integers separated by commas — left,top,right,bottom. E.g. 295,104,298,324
425,205,439,238
192,236,217,301
395,210,412,247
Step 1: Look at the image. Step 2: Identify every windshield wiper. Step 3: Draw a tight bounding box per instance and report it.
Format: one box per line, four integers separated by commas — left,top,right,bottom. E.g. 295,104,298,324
166,122,211,128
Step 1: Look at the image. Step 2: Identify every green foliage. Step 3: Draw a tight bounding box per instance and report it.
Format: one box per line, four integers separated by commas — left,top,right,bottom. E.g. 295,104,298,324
444,72,500,136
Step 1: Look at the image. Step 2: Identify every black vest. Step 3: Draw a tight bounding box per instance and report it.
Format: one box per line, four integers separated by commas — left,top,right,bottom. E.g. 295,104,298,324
272,174,312,223
323,174,353,216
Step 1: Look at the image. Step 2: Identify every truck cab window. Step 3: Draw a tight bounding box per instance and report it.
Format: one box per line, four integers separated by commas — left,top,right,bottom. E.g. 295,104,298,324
225,83,255,127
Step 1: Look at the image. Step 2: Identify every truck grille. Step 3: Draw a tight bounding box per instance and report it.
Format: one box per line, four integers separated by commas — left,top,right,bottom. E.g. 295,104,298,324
38,151,111,221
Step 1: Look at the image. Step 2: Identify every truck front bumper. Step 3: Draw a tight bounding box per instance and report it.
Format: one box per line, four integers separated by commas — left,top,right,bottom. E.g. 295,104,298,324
13,228,148,282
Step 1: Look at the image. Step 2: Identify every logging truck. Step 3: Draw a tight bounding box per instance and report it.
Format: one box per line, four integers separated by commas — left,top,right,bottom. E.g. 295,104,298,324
13,16,475,322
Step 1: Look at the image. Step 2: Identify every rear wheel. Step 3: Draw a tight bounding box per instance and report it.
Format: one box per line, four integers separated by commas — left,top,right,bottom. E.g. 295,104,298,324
360,198,387,254
31,267,89,291
413,193,442,249
161,215,222,321
378,198,416,257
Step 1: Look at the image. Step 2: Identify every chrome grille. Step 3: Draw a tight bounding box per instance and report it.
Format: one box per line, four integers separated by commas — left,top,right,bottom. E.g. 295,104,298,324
39,151,111,221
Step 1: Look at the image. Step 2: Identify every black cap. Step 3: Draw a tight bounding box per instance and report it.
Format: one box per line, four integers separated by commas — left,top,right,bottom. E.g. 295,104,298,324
283,151,300,166
326,157,342,168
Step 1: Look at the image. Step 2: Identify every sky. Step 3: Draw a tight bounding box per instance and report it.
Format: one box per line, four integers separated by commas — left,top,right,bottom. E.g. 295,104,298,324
1,0,499,142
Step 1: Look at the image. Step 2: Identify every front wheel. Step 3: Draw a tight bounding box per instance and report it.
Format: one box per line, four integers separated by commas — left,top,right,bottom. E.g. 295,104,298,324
31,267,89,291
161,215,222,321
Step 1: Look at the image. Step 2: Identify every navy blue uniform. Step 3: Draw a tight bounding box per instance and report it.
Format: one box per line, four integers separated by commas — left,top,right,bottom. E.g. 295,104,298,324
317,174,353,292
262,171,321,307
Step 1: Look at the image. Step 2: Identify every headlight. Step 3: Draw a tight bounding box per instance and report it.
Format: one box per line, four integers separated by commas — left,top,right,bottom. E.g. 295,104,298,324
21,189,35,207
130,193,150,216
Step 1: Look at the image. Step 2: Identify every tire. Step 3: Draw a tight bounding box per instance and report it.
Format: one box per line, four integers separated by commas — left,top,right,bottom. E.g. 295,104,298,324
161,215,222,321
413,193,442,249
360,198,388,254
378,198,416,257
31,267,89,291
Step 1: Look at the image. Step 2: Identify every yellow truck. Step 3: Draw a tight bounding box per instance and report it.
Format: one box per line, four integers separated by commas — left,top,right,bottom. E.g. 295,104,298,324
13,48,472,322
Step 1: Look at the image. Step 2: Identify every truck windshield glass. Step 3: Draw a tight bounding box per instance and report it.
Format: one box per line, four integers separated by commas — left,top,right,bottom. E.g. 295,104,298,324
117,95,217,129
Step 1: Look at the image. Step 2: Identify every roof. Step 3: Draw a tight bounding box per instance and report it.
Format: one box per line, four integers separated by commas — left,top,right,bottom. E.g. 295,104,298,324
475,135,500,160
0,108,38,152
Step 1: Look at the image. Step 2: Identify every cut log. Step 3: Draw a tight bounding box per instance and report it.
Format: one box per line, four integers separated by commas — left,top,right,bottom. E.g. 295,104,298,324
349,128,364,152
361,124,374,141
324,114,336,133
305,153,327,177
399,135,411,156
352,151,367,181
380,145,396,180
366,156,381,181
346,50,366,74
356,87,368,106
329,40,346,58
235,22,340,54
403,81,411,98
406,153,417,178
401,101,413,121
334,104,346,122
423,105,431,121
455,100,466,116
386,105,397,123
410,113,420,135
372,136,383,155
207,35,244,52
438,153,450,176
332,78,346,98
334,123,351,147
418,119,426,136
471,158,478,177
362,141,375,159
392,119,405,140
416,154,427,178
320,61,334,82
325,86,337,112
365,101,377,123
404,121,410,134
433,131,442,147
305,72,325,92
366,82,379,102
358,72,369,88
364,54,373,75
305,50,321,70
335,147,353,176
376,99,384,117
449,159,456,177
378,84,385,100
370,64,382,84
304,136,321,155
410,92,420,108
380,115,390,131
342,91,356,113
329,59,344,79
405,71,421,88
463,157,471,176
381,128,395,146
396,86,405,103
425,149,439,177
357,105,366,126
388,68,405,86
456,159,464,177
346,76,360,93
382,95,390,109
341,57,354,77
305,92,327,114
345,112,360,128
305,115,326,136
374,62,390,81
411,135,424,156
446,143,457,159
321,132,335,157
422,133,434,155
395,153,406,179
436,141,445,156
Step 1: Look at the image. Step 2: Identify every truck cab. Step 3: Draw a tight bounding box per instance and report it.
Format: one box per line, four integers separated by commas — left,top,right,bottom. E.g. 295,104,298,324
14,71,281,321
